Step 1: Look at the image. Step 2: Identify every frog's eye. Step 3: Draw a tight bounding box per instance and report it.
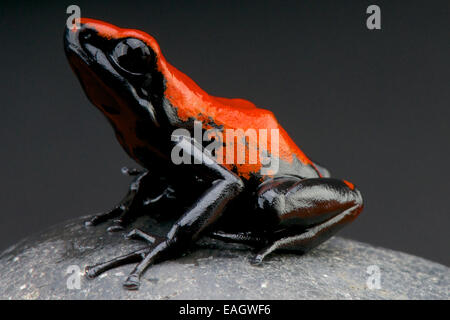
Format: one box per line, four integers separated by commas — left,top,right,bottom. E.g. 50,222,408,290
112,38,154,74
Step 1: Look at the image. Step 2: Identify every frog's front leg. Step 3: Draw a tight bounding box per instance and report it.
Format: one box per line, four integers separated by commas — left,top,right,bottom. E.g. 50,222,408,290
86,136,244,290
86,168,174,232
252,177,363,264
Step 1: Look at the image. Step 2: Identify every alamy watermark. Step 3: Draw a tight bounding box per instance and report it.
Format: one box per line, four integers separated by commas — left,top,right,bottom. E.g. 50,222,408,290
366,265,382,289
66,265,82,290
66,5,81,30
366,5,381,30
170,121,280,175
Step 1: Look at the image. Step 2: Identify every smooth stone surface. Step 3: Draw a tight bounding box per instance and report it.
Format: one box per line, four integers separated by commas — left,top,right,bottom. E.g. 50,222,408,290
0,215,448,300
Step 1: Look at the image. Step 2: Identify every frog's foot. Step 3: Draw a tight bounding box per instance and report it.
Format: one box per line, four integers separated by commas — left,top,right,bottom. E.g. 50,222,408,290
85,206,134,232
85,168,177,232
85,229,163,290
85,168,150,231
85,248,149,279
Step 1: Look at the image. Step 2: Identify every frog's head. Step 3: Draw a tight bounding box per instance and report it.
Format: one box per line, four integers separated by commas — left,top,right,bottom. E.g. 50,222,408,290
64,18,164,127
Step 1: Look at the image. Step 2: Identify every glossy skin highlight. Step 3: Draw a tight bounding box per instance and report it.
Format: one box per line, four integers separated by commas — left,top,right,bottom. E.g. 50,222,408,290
64,19,363,290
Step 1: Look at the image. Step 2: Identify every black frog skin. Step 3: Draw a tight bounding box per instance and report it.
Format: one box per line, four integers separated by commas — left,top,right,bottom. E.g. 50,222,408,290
64,19,363,290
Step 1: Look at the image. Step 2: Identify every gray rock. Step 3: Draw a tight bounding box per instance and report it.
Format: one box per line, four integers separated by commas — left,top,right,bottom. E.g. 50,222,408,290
0,215,448,300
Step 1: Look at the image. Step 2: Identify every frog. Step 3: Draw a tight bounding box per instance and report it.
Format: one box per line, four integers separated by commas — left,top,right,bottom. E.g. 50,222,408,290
64,18,363,290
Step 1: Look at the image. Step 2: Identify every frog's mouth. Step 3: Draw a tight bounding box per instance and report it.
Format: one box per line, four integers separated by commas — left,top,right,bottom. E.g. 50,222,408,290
64,21,158,125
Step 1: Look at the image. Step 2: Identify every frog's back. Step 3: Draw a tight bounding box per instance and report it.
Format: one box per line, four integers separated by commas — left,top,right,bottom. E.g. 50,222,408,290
200,99,321,181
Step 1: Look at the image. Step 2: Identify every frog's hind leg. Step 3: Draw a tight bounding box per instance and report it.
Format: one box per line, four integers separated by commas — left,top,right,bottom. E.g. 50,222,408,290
252,177,363,264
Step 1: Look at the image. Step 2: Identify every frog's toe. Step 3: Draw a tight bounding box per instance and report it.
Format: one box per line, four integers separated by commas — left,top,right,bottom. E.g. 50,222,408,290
106,218,130,232
85,208,123,227
125,228,156,243
84,220,94,227
85,215,102,227
123,275,140,290
107,224,125,232
249,254,264,266
85,264,102,279
121,166,144,176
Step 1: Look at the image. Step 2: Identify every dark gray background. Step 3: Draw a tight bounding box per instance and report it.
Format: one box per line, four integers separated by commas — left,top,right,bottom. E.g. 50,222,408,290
1,0,449,265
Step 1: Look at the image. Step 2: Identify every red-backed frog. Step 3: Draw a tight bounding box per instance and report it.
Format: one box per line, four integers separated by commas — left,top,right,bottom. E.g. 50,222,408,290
64,18,363,290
